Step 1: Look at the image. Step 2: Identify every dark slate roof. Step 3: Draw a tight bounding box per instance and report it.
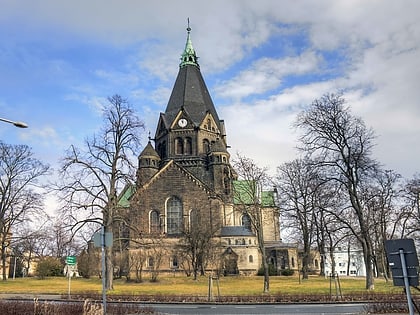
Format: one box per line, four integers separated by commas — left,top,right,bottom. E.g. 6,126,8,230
220,226,255,237
139,141,160,159
163,64,221,129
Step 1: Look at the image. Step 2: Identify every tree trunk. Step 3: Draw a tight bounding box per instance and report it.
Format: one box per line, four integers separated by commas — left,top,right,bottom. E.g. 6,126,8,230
1,244,6,281
360,239,375,290
261,246,270,293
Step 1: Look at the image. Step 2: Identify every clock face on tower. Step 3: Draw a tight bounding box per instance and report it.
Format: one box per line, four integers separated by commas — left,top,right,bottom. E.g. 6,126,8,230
178,118,188,128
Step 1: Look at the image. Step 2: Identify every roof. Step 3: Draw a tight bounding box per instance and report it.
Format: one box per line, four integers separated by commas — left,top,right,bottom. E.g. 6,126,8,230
233,180,277,207
118,184,135,208
162,27,221,129
139,141,160,159
220,226,255,237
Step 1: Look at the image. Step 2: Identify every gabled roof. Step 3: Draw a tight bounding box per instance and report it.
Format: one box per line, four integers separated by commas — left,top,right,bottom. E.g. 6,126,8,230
140,159,214,195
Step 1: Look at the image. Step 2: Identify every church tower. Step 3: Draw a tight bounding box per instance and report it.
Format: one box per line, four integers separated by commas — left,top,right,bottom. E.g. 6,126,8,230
153,24,235,199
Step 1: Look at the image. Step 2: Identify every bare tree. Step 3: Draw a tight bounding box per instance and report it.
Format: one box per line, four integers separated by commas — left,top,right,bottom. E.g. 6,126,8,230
402,174,420,237
363,169,402,279
177,205,221,280
295,93,378,290
57,95,145,289
0,142,49,280
276,158,318,279
232,154,272,293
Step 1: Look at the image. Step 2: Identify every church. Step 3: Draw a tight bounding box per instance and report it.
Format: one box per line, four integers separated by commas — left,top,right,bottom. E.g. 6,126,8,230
119,25,301,278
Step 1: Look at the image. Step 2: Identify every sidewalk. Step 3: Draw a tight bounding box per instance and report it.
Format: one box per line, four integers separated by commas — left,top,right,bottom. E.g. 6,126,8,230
0,293,63,300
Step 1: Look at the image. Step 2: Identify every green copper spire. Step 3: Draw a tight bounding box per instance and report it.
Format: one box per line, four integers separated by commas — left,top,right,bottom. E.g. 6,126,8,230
180,19,199,68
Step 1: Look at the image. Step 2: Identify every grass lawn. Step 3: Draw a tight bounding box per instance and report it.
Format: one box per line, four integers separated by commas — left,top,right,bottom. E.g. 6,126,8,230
0,275,405,297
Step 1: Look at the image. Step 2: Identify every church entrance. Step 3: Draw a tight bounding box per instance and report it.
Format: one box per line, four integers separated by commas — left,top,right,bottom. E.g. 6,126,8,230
223,247,238,275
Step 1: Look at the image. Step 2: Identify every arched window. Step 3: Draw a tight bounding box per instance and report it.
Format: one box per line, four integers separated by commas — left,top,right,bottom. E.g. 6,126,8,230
249,255,253,263
185,137,192,155
292,257,295,268
189,209,199,230
150,210,160,234
175,137,183,155
171,256,179,268
242,214,252,231
167,196,183,235
148,257,154,268
223,168,230,195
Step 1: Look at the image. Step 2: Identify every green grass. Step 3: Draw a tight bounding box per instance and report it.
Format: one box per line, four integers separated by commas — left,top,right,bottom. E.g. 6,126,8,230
0,275,405,296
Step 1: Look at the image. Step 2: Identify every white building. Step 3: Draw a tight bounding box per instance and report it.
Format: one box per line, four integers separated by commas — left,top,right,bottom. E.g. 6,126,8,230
324,247,366,277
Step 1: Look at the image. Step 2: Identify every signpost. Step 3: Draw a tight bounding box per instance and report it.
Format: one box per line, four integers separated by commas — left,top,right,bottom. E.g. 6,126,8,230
385,239,419,315
93,227,113,315
65,256,77,299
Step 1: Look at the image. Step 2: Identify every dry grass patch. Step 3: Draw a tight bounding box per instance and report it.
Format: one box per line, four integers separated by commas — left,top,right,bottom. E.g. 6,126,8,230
0,275,406,297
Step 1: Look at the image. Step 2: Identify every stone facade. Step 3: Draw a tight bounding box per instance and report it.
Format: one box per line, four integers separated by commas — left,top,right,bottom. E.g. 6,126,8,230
120,26,288,278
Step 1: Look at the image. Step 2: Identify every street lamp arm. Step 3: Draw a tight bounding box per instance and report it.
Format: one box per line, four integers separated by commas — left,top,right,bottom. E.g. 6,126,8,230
0,117,28,128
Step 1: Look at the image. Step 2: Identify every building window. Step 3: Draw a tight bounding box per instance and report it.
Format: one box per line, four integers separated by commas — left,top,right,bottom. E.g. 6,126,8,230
150,210,160,234
185,137,192,155
175,137,183,155
292,257,295,268
189,209,200,230
167,196,183,235
249,255,253,263
223,168,231,195
242,214,252,231
171,256,179,268
148,257,154,268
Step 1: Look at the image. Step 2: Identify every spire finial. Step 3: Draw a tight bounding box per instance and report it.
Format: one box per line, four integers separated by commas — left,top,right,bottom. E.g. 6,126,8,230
148,131,151,142
180,18,199,68
187,18,191,32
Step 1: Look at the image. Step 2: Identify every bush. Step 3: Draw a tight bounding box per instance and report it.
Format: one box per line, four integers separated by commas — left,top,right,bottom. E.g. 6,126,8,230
0,299,158,315
257,264,277,276
280,269,295,276
36,257,63,279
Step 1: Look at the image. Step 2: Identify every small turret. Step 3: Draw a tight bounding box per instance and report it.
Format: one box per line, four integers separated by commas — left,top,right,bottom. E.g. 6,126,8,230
137,141,161,186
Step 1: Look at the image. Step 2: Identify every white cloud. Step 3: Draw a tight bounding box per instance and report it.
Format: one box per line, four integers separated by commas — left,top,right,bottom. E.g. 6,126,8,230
215,51,321,100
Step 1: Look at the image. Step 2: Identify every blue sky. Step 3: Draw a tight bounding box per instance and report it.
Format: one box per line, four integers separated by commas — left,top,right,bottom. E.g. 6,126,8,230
1,1,419,213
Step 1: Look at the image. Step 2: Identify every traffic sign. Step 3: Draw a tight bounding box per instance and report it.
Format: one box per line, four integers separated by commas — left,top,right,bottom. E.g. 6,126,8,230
66,256,76,265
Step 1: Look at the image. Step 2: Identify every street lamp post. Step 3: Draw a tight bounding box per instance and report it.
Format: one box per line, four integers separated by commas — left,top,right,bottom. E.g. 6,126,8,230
0,117,28,128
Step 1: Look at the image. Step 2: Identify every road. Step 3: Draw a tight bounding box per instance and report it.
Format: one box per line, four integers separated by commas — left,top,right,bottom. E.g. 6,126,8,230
144,302,368,314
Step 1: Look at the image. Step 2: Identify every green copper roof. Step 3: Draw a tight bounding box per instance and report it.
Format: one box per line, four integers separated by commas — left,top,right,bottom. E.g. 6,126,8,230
233,180,277,207
180,23,199,68
118,184,135,208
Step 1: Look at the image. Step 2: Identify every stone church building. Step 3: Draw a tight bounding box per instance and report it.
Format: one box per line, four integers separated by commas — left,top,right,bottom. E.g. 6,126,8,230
118,26,305,278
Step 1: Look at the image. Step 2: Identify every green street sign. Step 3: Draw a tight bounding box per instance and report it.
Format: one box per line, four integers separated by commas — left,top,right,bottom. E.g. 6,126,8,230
66,256,76,265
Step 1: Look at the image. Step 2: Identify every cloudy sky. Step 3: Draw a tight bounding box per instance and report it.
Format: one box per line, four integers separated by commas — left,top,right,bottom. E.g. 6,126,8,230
1,0,419,195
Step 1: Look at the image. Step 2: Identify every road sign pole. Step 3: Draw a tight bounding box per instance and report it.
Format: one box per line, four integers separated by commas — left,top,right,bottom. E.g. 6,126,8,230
400,249,415,315
68,268,71,300
101,225,107,315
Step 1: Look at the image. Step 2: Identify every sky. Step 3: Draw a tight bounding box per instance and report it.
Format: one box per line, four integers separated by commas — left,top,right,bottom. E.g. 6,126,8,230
1,1,419,211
